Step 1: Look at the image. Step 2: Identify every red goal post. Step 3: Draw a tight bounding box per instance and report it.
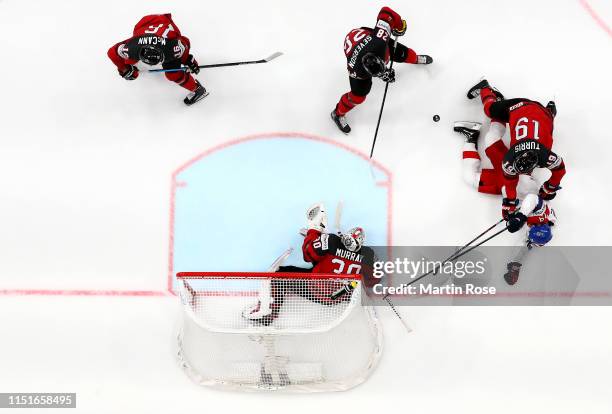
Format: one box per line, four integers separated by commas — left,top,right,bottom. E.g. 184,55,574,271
176,271,363,280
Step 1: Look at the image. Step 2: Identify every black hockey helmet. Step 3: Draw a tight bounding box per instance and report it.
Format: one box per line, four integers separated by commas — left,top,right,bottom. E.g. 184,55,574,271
139,45,164,66
513,150,539,174
508,139,545,174
362,53,386,77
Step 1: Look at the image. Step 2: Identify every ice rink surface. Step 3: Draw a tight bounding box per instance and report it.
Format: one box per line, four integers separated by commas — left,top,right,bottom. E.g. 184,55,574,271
1,0,611,412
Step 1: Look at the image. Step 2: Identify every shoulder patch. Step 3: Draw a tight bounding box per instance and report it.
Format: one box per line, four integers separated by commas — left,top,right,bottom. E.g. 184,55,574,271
320,233,329,250
502,160,517,176
174,39,186,59
118,43,129,60
547,153,562,169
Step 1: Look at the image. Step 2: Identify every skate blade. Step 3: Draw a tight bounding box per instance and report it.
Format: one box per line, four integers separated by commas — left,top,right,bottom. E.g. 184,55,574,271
184,90,210,106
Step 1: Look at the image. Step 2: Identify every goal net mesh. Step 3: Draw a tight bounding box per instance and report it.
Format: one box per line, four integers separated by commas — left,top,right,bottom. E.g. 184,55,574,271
176,272,382,392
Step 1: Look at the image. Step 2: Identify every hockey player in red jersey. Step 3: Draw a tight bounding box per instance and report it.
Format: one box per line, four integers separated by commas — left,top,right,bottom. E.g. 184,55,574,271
457,79,566,220
331,6,433,133
301,206,374,276
107,14,208,106
454,122,557,233
243,203,375,325
454,123,557,285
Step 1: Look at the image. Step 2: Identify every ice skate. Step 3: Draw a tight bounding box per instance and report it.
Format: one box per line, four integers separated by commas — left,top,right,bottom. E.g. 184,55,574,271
331,109,351,134
453,121,482,145
184,80,209,106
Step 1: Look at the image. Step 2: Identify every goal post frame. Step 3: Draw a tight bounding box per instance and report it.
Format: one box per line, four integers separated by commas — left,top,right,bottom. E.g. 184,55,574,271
175,271,382,392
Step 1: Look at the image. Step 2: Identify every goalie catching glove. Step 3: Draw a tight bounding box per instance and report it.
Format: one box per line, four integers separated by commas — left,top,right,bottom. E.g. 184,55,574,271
306,203,328,232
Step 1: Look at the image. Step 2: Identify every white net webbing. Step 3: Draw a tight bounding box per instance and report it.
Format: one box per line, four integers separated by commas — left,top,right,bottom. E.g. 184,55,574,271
176,273,382,392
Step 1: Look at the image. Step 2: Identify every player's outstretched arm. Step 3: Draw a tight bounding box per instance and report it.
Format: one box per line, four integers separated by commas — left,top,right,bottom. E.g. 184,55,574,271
540,153,566,200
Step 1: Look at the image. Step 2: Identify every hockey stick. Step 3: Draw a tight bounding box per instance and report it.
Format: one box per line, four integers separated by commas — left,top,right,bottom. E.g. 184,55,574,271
327,200,412,332
334,200,344,234
267,247,294,272
381,221,507,301
369,37,397,159
438,219,504,269
384,296,412,333
148,52,283,73
329,277,412,333
257,247,294,313
402,226,509,290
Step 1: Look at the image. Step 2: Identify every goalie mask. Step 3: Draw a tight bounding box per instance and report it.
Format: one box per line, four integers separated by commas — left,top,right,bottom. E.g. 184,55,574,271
341,227,365,252
139,45,164,66
362,53,386,77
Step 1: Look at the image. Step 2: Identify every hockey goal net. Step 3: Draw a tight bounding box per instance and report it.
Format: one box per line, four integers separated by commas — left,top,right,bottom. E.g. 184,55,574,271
176,272,382,392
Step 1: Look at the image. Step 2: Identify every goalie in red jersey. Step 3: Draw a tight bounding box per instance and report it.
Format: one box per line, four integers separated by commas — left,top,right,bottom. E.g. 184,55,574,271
455,79,566,221
107,13,208,106
300,203,375,276
331,6,433,133
243,203,376,325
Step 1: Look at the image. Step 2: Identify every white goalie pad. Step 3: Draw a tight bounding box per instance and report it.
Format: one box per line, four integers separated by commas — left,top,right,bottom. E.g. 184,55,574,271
176,272,383,392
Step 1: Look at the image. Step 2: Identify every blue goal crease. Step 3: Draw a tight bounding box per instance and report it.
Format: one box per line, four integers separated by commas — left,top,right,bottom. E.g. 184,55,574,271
171,137,390,289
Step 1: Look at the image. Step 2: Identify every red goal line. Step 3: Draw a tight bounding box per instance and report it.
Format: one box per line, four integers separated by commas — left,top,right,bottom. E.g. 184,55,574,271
176,272,362,280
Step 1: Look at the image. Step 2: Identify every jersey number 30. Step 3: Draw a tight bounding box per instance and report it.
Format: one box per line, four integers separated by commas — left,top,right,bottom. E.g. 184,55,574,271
331,258,362,275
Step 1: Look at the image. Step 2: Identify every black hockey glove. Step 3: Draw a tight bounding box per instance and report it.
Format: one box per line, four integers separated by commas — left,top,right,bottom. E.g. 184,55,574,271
501,198,519,220
539,182,561,201
120,65,139,80
546,100,557,118
185,54,200,74
506,212,527,233
380,68,395,83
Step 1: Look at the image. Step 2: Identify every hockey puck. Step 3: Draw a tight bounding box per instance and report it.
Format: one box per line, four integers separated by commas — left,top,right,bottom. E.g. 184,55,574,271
433,114,440,122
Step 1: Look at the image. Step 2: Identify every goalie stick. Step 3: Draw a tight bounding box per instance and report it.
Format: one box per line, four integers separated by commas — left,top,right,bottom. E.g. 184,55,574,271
334,199,344,235
266,246,293,272
251,247,294,317
148,52,283,73
328,200,412,333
